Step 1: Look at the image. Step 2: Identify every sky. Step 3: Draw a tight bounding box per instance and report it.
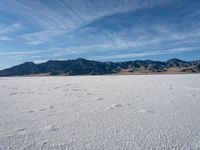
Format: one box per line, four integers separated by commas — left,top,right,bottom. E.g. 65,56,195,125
0,0,200,69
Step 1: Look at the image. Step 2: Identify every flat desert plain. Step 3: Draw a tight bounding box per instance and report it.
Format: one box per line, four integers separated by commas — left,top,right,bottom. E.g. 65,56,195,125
0,74,200,150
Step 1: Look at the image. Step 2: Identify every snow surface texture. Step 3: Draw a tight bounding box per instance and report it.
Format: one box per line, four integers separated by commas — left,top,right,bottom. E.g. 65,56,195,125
0,75,200,150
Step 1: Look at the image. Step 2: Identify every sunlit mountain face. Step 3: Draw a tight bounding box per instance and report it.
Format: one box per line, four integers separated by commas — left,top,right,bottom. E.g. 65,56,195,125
0,0,200,69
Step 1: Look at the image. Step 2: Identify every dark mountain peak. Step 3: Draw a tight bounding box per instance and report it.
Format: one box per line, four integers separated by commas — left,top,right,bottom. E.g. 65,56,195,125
45,60,64,64
46,60,56,63
21,61,36,66
166,58,189,68
167,58,187,63
10,61,37,69
0,61,38,76
76,58,87,61
0,58,199,77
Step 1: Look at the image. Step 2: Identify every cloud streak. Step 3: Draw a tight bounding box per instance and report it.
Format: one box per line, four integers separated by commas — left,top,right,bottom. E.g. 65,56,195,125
0,0,174,45
0,22,22,34
0,49,54,55
97,47,200,60
0,22,23,41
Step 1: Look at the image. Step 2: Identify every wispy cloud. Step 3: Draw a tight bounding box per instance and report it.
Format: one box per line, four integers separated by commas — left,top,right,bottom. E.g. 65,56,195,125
0,22,22,34
0,36,13,41
0,0,173,45
58,25,200,55
0,22,23,41
0,49,54,55
20,30,64,45
95,47,200,60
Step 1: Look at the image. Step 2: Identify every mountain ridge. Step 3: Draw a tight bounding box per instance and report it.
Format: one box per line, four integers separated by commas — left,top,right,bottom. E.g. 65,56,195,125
0,58,199,76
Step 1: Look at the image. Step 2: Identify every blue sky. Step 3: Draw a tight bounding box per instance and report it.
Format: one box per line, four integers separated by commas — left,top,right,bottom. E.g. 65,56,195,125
0,0,200,69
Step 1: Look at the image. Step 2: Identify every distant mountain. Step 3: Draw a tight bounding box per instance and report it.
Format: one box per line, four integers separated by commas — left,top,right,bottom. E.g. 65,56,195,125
0,58,199,76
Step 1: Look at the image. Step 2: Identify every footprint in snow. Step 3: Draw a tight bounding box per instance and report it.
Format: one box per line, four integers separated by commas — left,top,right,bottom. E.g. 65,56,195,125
42,141,48,146
39,106,54,111
72,88,82,91
21,110,34,114
49,106,54,109
139,109,155,114
104,104,122,111
65,84,72,87
14,128,25,132
27,110,34,113
111,104,122,108
104,106,114,111
13,128,26,134
39,108,47,112
44,125,59,132
10,93,17,95
95,97,103,101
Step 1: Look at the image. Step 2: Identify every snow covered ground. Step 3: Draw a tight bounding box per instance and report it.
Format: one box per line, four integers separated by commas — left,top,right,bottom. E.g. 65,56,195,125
0,74,200,150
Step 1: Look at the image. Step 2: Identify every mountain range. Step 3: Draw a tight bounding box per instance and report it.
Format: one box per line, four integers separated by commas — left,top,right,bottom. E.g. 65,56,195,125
0,58,199,76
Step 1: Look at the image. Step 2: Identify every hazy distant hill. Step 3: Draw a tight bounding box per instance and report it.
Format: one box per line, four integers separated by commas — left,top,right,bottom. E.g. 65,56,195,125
0,58,199,76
